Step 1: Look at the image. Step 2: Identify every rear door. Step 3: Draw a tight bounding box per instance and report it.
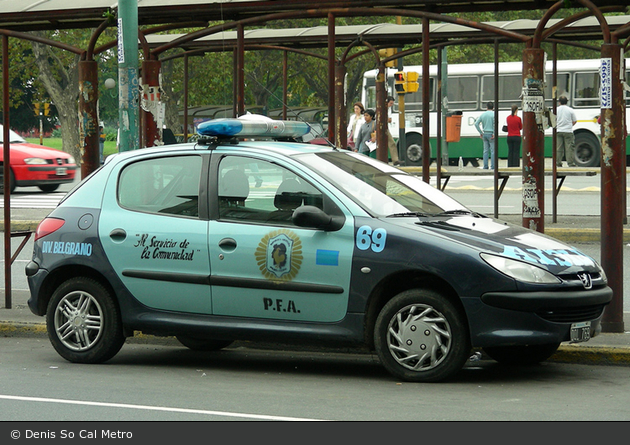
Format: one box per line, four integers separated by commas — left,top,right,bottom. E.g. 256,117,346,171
99,153,212,314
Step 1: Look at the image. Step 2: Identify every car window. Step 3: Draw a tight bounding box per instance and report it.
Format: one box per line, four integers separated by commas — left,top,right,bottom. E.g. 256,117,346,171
118,155,202,218
217,155,323,226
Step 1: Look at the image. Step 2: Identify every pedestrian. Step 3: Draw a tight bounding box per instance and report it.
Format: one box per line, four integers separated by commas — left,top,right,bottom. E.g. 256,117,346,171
99,124,105,164
474,101,495,169
346,102,365,151
354,109,376,156
386,96,401,165
556,96,577,167
505,104,522,167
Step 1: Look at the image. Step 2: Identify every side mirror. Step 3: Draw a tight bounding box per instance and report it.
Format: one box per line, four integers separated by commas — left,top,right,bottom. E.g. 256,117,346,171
292,206,344,231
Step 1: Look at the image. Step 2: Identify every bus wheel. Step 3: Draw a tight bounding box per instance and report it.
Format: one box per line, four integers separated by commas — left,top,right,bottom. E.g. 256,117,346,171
404,133,423,166
574,132,600,167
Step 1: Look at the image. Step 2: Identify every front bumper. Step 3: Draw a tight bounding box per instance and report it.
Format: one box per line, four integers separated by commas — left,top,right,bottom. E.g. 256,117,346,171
463,286,613,348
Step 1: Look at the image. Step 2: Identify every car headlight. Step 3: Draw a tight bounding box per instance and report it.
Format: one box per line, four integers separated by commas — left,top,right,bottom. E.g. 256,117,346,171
480,253,561,284
24,157,48,165
68,156,76,164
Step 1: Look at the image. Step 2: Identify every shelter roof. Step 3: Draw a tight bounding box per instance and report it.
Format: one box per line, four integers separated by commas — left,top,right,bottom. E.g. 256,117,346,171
0,1,626,32
145,15,630,54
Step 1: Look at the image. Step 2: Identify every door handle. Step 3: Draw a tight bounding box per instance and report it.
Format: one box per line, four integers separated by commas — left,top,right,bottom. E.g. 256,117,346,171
218,237,237,252
109,228,127,242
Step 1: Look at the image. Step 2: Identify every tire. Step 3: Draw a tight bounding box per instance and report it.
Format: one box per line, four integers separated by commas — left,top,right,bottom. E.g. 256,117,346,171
574,132,600,167
404,133,423,166
176,336,233,351
46,277,125,364
39,184,60,192
0,167,16,193
374,289,470,382
483,343,560,366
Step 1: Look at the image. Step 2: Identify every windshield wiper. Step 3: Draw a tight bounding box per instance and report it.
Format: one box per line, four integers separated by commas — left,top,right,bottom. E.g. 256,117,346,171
436,209,483,217
387,211,431,218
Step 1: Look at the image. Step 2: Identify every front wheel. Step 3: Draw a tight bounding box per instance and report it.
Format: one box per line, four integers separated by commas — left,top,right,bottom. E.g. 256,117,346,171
374,289,470,382
46,277,125,363
483,343,560,366
39,184,60,192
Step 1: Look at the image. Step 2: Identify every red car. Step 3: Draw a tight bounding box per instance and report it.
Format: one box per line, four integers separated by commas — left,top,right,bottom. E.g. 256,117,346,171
0,126,77,193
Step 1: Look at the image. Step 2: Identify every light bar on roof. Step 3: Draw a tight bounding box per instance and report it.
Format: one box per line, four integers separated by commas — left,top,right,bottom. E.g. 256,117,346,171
197,118,311,138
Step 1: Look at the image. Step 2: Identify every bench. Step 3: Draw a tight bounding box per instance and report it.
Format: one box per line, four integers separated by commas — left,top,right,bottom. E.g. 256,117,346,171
401,166,599,221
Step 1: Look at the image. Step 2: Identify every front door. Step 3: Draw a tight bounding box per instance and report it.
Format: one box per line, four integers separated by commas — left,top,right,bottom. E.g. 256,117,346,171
209,155,354,323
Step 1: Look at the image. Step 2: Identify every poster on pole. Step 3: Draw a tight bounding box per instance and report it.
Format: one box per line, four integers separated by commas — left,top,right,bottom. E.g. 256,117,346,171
600,58,612,109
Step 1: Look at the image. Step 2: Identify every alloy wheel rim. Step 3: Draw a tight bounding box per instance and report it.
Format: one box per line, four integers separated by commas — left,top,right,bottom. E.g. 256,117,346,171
54,291,104,351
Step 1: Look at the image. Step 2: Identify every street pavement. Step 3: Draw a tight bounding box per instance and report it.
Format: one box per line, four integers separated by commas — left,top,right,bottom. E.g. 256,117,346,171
1,165,630,369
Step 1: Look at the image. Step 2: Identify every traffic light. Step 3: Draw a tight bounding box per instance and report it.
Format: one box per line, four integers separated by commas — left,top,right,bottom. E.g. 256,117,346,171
378,48,397,68
393,71,420,94
44,103,50,116
406,71,420,93
394,71,406,92
34,102,40,116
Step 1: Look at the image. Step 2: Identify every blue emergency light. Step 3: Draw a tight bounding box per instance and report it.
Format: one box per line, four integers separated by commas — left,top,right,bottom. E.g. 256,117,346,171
197,118,311,138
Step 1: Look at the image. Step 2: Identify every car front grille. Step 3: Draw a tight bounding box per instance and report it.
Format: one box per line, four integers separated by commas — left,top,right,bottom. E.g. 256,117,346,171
536,304,606,323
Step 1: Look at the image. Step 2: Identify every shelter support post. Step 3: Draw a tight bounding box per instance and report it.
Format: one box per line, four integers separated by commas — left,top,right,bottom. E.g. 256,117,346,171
3,34,11,309
600,43,625,333
78,60,100,178
422,16,430,183
117,0,139,152
375,64,387,163
236,24,245,117
521,47,546,233
335,62,347,149
327,13,336,145
140,59,162,147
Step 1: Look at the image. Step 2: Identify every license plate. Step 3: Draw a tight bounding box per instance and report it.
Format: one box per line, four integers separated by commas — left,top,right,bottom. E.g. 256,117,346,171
56,167,67,176
570,321,591,343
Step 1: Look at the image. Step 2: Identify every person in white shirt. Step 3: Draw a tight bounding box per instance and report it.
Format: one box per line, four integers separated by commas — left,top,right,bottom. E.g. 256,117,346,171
556,96,577,167
346,102,365,151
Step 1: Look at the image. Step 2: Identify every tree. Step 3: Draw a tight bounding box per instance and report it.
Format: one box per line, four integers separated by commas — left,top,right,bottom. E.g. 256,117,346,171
30,30,81,160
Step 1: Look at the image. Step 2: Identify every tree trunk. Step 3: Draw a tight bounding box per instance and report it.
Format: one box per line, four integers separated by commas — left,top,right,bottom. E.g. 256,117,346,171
30,32,81,163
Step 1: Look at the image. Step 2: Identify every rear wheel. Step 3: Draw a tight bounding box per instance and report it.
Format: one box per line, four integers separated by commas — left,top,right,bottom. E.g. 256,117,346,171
374,289,470,382
483,343,560,366
46,277,125,363
176,336,233,351
574,132,600,167
404,133,423,166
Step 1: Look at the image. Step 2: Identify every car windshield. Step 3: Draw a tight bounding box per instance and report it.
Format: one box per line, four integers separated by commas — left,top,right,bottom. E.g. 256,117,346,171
295,151,469,217
0,127,27,144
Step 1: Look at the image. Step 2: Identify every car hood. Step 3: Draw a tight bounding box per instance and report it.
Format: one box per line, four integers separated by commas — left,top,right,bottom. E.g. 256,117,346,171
9,143,72,159
388,214,600,275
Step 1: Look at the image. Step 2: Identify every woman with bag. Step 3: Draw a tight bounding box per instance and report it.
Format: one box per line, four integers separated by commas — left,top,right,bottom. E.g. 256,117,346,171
505,104,523,167
346,102,365,151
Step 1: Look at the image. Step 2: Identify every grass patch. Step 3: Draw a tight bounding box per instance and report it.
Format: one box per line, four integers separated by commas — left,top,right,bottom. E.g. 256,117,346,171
25,138,118,157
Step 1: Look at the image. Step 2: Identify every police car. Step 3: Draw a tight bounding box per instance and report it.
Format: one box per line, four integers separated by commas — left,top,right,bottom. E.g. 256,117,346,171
26,117,612,382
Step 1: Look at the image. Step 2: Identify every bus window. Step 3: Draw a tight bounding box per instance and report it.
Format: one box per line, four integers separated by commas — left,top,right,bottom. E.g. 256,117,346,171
395,78,434,113
574,72,600,107
546,73,570,107
448,76,478,110
483,74,522,107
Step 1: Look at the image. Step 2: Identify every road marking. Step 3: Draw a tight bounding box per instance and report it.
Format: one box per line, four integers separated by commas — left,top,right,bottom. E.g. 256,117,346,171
0,394,327,421
1,193,65,209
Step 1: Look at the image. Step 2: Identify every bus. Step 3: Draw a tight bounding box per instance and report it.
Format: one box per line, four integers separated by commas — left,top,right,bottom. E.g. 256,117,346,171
361,59,629,167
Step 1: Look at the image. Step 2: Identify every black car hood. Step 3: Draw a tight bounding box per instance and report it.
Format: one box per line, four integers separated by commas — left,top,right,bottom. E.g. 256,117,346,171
388,214,600,275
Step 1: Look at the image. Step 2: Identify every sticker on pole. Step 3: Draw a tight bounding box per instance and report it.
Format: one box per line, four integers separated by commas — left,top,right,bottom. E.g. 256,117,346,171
600,58,612,109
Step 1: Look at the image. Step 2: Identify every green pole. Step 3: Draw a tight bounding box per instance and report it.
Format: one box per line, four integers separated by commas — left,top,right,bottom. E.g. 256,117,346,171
117,0,139,151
